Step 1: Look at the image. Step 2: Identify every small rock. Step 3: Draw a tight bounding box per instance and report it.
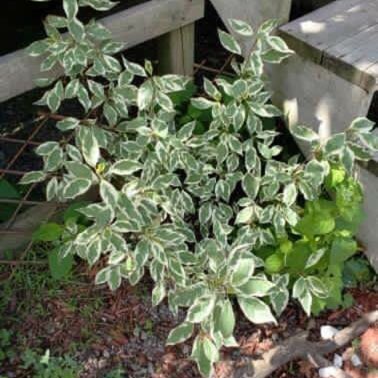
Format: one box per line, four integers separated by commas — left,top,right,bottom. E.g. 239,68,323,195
320,325,339,340
351,353,362,367
333,354,343,368
319,366,340,378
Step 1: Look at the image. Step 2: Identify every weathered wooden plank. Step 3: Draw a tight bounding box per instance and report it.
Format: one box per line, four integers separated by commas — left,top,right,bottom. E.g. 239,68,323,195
0,0,204,103
210,0,291,54
279,0,378,91
359,166,378,271
158,23,195,76
281,0,378,52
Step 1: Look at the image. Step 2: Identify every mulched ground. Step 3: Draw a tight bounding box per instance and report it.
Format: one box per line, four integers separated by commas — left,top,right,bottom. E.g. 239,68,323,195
0,259,377,378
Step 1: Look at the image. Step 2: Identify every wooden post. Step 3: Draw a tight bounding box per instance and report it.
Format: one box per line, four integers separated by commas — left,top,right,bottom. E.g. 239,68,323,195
157,23,195,76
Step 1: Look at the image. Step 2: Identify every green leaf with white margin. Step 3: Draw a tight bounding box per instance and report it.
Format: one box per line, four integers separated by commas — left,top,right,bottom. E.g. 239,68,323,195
291,124,319,143
242,174,259,199
108,266,122,291
186,295,216,323
100,180,119,209
35,141,59,156
137,80,154,110
292,277,306,299
237,278,275,297
283,182,297,206
191,97,215,110
218,29,242,55
324,133,346,155
20,171,46,185
341,146,354,174
95,267,110,285
305,248,326,269
228,19,253,36
80,127,100,167
215,299,235,338
193,338,213,378
267,36,293,54
307,276,328,298
203,337,220,362
56,117,80,132
238,297,277,324
63,0,78,19
235,206,254,224
152,281,166,306
110,159,143,176
166,322,194,345
68,17,86,42
349,117,375,133
298,290,312,316
270,289,289,316
65,161,93,180
230,257,255,287
63,178,91,199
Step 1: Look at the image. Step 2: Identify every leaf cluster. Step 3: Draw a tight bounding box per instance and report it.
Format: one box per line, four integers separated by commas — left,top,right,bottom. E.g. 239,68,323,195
22,1,378,375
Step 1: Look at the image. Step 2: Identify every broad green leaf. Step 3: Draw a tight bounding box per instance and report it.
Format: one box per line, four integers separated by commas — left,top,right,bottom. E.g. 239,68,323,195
330,237,357,265
49,247,74,280
33,223,63,242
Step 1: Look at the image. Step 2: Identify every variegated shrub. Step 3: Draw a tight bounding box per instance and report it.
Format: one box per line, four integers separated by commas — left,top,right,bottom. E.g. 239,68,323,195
22,0,377,376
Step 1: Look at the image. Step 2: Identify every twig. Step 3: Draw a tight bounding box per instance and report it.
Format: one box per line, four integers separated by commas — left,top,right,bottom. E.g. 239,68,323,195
0,260,47,266
228,310,378,378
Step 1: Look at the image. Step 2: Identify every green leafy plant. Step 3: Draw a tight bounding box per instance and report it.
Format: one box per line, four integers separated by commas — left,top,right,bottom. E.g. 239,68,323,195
0,329,14,362
22,0,377,375
21,349,81,378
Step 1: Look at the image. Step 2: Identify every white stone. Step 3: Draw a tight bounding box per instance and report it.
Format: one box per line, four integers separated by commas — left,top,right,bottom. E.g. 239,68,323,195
333,354,343,368
351,354,363,367
320,325,339,340
319,366,340,378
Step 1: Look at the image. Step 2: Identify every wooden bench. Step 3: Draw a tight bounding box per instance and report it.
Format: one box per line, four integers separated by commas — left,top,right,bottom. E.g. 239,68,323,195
269,0,378,270
0,0,204,103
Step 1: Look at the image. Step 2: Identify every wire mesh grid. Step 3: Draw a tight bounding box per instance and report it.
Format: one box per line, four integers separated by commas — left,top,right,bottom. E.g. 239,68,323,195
0,55,235,266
